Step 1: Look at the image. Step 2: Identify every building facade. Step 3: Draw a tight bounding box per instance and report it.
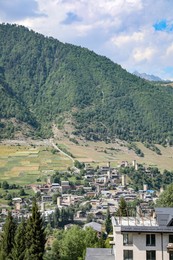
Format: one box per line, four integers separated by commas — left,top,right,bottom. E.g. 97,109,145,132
111,208,173,260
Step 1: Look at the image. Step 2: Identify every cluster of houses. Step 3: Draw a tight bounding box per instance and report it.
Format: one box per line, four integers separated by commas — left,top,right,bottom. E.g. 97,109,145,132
0,160,160,225
1,159,168,260
22,159,159,224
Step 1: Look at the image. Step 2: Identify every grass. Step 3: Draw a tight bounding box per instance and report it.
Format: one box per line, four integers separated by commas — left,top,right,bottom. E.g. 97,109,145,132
56,137,173,172
0,145,72,185
0,138,173,187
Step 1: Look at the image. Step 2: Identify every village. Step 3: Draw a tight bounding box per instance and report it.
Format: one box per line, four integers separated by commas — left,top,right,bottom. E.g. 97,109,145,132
1,155,173,260
0,159,162,229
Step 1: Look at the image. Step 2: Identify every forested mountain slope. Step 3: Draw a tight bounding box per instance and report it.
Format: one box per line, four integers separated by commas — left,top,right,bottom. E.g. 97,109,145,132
0,23,173,144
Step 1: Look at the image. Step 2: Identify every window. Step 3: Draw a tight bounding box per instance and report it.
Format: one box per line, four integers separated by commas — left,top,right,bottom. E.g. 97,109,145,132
169,235,173,243
123,233,133,245
146,251,156,260
146,234,155,246
123,250,133,260
170,252,173,260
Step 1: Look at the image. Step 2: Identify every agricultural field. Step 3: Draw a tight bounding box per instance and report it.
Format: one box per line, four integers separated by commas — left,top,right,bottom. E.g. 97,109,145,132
56,137,173,172
0,138,173,187
0,145,72,185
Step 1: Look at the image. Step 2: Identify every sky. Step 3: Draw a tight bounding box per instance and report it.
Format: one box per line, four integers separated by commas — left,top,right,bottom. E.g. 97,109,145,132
0,0,173,80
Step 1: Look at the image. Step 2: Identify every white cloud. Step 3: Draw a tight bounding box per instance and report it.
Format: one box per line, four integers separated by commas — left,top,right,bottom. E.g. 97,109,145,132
111,32,144,47
133,47,156,63
166,44,173,56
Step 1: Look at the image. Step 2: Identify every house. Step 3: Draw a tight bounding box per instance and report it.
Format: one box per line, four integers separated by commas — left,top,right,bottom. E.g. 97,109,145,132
86,208,173,260
41,195,52,202
84,221,102,237
51,183,61,192
110,207,173,260
76,210,86,219
94,210,105,220
86,191,96,197
61,181,70,192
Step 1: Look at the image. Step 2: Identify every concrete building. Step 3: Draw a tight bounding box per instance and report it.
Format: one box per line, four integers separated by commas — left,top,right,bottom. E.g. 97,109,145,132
111,208,173,260
85,208,173,260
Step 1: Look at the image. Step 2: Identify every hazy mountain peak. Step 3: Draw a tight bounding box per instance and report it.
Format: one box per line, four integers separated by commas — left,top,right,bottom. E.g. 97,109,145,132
133,71,163,82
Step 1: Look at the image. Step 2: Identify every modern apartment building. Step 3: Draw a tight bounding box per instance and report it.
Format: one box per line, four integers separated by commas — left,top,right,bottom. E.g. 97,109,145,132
111,208,173,260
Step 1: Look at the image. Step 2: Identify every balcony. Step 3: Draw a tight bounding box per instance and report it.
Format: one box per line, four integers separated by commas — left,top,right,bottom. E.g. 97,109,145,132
167,243,173,252
108,234,115,245
108,234,114,239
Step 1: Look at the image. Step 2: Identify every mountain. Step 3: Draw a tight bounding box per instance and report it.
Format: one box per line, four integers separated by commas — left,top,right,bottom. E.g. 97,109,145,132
0,23,173,145
133,71,164,82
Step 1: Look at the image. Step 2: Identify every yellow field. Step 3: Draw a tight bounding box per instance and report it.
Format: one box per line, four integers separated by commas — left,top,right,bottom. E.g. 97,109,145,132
56,138,173,171
0,138,173,186
0,145,72,184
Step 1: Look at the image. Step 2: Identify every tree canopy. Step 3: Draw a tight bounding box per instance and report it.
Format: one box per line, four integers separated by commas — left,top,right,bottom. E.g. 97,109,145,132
0,23,173,144
156,184,173,207
0,199,46,260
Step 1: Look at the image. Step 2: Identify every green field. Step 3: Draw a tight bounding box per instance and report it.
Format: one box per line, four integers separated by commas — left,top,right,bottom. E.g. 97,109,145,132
0,145,72,185
0,139,173,187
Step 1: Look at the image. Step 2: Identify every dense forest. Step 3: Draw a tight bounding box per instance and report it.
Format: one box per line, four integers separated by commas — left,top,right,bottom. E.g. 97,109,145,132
0,23,173,144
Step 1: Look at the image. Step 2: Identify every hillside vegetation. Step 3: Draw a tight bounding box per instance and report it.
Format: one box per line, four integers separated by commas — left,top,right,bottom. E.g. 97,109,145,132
0,23,173,144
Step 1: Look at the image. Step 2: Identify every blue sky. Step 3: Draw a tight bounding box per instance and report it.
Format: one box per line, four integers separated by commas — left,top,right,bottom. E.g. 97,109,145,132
0,0,173,80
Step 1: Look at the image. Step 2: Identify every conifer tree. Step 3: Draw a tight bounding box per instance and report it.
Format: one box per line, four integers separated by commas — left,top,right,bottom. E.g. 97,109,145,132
11,219,26,260
24,199,46,260
116,197,128,217
0,211,16,260
105,207,112,234
53,207,60,228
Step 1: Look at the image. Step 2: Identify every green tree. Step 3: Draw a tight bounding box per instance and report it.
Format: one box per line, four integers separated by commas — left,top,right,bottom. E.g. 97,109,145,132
53,207,60,228
45,226,100,260
84,227,98,248
156,183,173,207
61,225,85,260
11,220,26,260
24,199,46,260
0,211,16,259
19,188,26,196
105,207,112,234
2,181,9,190
116,197,128,217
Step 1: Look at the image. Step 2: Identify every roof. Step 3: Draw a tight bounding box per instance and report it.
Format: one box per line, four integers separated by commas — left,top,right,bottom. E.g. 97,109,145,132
84,222,102,232
155,208,173,226
112,215,157,226
85,248,114,260
12,198,22,201
112,208,173,233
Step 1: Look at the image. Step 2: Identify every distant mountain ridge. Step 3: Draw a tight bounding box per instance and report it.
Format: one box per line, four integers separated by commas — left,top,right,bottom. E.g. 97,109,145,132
133,71,164,82
0,23,173,145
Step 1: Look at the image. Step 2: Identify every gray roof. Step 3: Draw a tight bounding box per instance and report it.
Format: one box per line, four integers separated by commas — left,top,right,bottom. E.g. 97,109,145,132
84,222,102,232
121,225,173,233
155,208,173,226
85,248,115,260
